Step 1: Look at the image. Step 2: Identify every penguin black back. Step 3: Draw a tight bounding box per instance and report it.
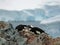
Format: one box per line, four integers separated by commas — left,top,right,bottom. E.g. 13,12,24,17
30,27,45,35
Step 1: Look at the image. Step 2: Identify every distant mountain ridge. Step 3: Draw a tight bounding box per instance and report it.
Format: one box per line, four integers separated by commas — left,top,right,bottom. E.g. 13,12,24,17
0,9,47,21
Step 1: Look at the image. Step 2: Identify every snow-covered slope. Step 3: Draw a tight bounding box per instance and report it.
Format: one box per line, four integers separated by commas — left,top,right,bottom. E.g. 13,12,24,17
0,9,46,21
40,15,60,24
40,15,60,38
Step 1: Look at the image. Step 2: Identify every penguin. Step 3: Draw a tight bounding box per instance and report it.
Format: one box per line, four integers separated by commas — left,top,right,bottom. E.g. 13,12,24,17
15,24,45,35
30,27,45,35
15,24,32,32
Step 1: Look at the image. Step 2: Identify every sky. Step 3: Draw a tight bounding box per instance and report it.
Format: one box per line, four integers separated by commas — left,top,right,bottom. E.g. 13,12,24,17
0,0,60,10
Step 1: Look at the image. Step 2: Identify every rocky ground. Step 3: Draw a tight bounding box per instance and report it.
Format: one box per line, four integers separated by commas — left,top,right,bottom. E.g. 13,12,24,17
0,21,60,45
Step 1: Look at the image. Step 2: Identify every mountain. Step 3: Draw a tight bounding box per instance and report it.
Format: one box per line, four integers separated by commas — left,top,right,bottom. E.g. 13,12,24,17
0,5,60,21
0,9,47,21
40,15,60,38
